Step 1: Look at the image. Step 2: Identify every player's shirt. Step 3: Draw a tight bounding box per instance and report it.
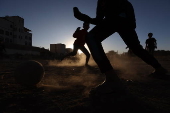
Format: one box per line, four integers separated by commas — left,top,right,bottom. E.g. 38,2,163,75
95,0,136,28
146,38,157,48
73,29,88,46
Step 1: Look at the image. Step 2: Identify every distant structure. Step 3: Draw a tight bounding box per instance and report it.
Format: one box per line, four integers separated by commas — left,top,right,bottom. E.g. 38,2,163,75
0,16,50,56
0,16,32,46
0,16,74,57
50,43,66,54
50,43,73,55
65,48,72,54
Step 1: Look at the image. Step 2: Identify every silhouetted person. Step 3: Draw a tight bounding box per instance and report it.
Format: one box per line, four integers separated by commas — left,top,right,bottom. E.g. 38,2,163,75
61,22,90,66
73,0,168,104
145,33,157,55
0,40,6,59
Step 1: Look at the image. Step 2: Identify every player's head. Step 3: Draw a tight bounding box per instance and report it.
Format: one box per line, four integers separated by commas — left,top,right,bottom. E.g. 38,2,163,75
148,33,153,38
83,22,90,30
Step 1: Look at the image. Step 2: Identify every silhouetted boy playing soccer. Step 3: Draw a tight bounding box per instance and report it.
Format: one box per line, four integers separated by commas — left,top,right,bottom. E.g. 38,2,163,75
61,22,90,66
145,33,157,55
73,0,169,103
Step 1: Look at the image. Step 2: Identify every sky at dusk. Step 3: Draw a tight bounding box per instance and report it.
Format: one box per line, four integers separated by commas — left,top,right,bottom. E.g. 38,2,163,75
0,0,170,54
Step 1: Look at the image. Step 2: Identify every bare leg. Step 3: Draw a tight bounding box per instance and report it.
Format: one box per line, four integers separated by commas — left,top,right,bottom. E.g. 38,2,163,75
118,29,162,69
61,45,78,60
118,29,168,77
79,46,90,66
86,22,125,90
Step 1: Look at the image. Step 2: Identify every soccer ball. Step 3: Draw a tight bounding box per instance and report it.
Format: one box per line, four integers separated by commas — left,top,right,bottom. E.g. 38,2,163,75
14,60,45,86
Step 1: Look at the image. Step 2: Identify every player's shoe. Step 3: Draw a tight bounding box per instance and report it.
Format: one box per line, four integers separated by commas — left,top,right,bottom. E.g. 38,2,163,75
73,7,92,23
149,67,169,80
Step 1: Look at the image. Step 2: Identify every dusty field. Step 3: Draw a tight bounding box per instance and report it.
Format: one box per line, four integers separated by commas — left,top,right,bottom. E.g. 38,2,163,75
0,56,170,113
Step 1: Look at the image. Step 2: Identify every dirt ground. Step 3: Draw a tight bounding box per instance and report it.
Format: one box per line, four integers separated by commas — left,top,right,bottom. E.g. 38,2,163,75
0,56,170,113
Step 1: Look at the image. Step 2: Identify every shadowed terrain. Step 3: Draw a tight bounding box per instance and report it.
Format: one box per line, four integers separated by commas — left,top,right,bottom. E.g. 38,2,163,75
0,56,170,113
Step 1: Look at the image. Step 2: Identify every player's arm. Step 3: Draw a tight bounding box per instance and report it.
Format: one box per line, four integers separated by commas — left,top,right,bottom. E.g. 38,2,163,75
145,41,148,49
154,39,157,48
73,27,81,38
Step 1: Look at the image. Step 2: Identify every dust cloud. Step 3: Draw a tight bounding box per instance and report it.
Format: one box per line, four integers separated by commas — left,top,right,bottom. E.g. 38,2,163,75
41,55,153,95
48,55,97,67
41,55,101,95
109,55,153,80
41,67,100,96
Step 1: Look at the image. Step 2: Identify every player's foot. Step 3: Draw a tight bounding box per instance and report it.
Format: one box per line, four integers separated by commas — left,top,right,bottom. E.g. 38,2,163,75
73,7,91,22
89,81,128,104
149,67,169,80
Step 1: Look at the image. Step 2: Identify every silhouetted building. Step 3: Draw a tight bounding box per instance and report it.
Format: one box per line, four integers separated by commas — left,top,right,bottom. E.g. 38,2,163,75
65,48,73,54
0,16,32,46
50,43,66,54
